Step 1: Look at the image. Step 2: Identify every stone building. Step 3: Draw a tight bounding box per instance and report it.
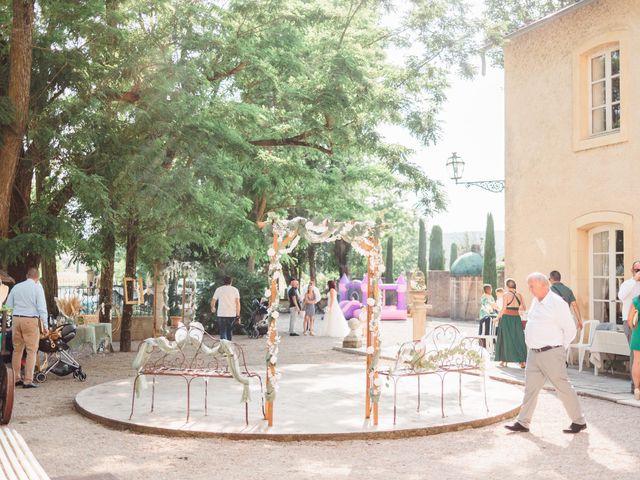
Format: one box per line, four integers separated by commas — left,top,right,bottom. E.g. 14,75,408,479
504,0,639,325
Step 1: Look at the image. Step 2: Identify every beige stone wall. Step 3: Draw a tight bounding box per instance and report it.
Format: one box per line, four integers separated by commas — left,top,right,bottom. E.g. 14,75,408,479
504,0,640,318
450,276,483,321
427,271,450,318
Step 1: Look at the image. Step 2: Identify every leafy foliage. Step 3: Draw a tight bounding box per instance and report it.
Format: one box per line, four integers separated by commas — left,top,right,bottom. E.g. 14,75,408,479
1,0,484,332
482,0,582,65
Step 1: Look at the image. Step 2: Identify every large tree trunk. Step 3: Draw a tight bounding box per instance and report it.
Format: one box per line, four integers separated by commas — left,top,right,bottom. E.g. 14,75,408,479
7,146,35,282
282,263,294,284
120,217,138,352
98,228,116,324
334,239,351,278
247,256,255,273
41,253,58,317
307,244,317,281
0,0,34,241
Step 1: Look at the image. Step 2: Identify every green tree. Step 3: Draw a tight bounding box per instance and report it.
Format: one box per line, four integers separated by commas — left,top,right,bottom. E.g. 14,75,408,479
428,225,445,271
483,213,497,291
449,243,458,270
0,0,485,336
418,219,427,278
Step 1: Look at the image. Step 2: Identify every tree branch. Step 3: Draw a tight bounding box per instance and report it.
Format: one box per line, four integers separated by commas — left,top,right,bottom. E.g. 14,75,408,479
207,62,248,82
249,136,333,155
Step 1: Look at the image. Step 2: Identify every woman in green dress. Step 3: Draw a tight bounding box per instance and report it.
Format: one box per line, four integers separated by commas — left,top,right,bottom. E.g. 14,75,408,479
495,278,528,368
626,295,640,400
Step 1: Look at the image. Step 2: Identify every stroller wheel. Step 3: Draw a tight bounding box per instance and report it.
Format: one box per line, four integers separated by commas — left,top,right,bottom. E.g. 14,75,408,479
35,372,46,383
74,370,87,382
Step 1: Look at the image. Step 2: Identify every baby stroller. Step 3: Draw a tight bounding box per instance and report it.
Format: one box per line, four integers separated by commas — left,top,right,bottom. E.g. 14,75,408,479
245,298,269,339
36,323,86,383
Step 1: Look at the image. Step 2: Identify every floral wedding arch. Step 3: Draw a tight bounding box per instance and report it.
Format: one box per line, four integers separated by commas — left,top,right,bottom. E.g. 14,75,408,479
260,214,385,427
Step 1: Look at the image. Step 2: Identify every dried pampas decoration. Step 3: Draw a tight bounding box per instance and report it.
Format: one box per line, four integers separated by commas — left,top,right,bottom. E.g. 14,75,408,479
55,295,83,321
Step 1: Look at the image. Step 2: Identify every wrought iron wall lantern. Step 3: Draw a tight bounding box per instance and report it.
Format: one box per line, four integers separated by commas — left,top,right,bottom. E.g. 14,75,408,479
446,152,505,193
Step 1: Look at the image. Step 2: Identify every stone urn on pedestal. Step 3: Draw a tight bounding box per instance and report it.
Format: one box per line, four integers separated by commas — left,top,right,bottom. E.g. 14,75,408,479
342,318,363,348
409,271,432,340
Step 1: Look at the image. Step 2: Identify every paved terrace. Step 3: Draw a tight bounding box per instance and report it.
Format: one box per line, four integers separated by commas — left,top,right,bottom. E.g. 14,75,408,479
328,315,640,409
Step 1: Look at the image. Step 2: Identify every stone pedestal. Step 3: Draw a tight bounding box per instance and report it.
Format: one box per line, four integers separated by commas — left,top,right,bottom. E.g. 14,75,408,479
412,304,432,341
342,318,363,348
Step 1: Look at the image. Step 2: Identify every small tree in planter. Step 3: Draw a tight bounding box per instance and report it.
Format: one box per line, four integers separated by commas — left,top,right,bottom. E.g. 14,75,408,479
428,225,445,271
449,243,458,270
483,213,497,292
418,219,427,279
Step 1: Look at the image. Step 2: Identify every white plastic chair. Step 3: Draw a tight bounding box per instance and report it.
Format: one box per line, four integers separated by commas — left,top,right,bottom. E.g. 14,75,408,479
566,320,599,371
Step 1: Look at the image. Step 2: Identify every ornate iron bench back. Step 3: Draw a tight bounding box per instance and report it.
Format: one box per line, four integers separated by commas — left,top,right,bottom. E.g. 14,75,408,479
392,324,485,374
138,324,250,375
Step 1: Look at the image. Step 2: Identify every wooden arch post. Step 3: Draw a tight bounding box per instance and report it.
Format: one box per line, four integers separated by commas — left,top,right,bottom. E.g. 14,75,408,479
265,231,297,426
364,238,380,425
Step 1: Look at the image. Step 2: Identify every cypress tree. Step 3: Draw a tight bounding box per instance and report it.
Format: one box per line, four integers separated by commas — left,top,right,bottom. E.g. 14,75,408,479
385,236,394,283
449,243,458,270
418,219,427,278
428,225,445,270
483,213,497,291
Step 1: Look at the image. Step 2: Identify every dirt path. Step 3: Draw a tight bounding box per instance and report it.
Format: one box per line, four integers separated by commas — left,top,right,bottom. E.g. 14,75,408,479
9,335,640,480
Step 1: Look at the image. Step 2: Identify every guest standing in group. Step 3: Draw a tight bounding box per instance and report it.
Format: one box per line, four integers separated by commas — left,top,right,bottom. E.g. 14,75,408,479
302,284,318,335
495,288,504,311
478,284,498,343
210,276,240,341
624,292,640,400
287,279,302,336
310,279,321,313
549,270,583,330
505,273,586,434
618,260,640,394
495,278,528,368
4,268,48,388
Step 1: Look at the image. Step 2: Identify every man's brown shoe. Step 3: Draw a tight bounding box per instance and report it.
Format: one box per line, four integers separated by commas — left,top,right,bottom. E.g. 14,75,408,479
504,422,529,433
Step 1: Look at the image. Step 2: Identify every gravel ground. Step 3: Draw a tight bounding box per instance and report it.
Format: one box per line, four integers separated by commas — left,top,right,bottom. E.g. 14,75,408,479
9,334,640,480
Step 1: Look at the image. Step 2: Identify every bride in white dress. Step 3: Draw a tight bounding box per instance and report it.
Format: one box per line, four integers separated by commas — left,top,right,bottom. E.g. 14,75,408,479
319,280,350,338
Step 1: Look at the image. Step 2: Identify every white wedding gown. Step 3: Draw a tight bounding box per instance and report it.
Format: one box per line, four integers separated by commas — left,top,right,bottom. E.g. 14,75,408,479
320,290,350,337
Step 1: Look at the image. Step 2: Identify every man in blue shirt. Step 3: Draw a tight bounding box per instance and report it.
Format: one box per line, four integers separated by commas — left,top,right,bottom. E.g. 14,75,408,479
4,268,48,388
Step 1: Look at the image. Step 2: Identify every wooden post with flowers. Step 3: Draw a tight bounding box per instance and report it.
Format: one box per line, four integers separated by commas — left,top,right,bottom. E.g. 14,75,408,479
265,230,298,426
365,254,373,419
361,236,381,425
372,238,380,425
265,232,279,425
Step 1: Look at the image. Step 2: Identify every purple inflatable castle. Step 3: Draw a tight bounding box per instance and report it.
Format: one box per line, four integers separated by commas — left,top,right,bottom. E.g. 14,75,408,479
338,273,407,321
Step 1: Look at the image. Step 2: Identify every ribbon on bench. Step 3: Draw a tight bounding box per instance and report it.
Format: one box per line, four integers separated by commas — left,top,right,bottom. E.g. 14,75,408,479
132,322,251,403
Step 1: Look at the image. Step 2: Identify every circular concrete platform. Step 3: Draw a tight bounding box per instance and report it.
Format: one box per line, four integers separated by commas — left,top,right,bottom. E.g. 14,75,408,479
75,363,522,440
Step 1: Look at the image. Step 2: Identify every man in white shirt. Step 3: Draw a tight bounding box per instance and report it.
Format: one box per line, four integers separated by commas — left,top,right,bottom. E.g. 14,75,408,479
4,268,48,388
505,273,586,434
617,260,640,394
210,276,240,341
